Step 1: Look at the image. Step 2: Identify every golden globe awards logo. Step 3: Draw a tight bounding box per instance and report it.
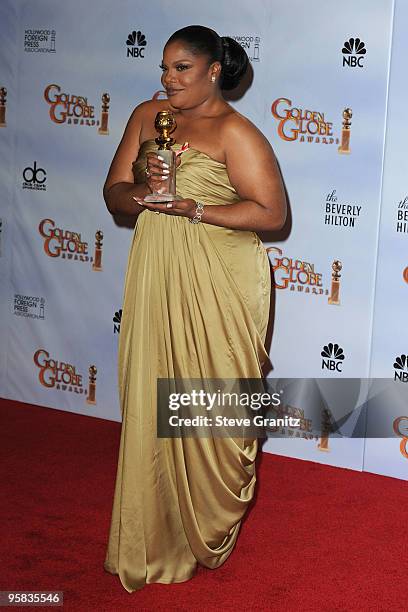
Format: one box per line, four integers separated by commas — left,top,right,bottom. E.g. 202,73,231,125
266,247,343,303
33,349,97,404
38,219,104,270
267,247,327,296
44,84,110,133
393,417,408,459
265,404,317,441
271,98,352,152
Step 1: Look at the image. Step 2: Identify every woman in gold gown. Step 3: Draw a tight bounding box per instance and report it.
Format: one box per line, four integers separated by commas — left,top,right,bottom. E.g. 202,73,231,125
103,25,287,592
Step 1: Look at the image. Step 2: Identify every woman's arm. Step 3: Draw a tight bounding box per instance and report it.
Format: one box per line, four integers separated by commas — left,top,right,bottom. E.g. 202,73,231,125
205,114,287,231
103,102,158,217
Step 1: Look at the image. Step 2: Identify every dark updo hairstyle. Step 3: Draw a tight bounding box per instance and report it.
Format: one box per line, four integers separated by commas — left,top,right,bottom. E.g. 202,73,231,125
165,25,249,91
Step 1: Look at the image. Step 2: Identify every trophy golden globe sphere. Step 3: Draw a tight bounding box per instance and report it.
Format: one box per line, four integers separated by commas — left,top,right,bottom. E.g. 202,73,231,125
154,110,177,150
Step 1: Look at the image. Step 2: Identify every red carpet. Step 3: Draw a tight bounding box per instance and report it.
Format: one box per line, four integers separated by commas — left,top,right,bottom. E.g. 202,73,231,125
1,398,407,611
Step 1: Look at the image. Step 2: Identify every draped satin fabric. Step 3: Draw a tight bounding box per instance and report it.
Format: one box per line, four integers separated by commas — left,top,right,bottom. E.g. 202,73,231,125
103,140,271,592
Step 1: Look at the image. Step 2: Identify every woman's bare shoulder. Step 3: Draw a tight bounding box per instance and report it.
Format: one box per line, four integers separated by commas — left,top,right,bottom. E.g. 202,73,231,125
125,99,171,143
220,109,268,144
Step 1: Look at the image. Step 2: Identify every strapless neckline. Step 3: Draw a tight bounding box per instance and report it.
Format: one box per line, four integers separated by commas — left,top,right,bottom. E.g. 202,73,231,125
139,139,227,167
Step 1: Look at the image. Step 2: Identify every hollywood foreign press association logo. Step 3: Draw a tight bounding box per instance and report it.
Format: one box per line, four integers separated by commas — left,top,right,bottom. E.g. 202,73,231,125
321,343,345,372
394,354,408,383
22,161,46,191
229,35,260,62
126,30,147,58
14,294,45,319
342,37,366,67
24,29,56,53
113,309,122,334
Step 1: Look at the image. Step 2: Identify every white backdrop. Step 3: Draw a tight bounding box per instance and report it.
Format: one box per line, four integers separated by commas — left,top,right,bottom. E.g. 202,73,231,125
0,0,406,480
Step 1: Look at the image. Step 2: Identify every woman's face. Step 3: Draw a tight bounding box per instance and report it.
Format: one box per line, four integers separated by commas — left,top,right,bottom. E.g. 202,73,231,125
160,40,219,110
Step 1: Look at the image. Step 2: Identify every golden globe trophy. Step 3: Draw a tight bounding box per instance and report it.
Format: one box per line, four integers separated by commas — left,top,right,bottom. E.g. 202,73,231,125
86,365,97,405
92,230,103,271
98,93,110,135
317,408,331,452
0,87,7,127
338,108,352,154
144,110,177,202
328,260,342,305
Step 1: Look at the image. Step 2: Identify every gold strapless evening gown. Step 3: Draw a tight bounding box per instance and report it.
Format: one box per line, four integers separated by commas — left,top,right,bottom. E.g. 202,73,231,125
103,140,271,592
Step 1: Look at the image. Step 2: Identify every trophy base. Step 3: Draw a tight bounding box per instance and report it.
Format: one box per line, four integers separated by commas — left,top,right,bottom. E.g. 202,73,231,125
144,193,178,203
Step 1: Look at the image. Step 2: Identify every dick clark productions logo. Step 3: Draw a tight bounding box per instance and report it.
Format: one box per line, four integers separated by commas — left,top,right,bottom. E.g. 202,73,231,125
22,161,46,191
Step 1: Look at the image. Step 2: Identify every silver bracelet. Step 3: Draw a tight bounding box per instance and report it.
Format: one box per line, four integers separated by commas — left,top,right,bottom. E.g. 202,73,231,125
189,201,205,224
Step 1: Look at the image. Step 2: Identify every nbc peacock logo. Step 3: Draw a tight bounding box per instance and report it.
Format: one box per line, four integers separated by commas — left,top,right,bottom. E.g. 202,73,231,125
394,354,408,383
126,30,147,58
321,343,345,373
342,37,366,67
113,309,122,334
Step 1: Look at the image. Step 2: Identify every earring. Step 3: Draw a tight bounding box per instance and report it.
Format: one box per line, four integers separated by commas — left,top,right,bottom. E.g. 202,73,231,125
211,75,216,82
